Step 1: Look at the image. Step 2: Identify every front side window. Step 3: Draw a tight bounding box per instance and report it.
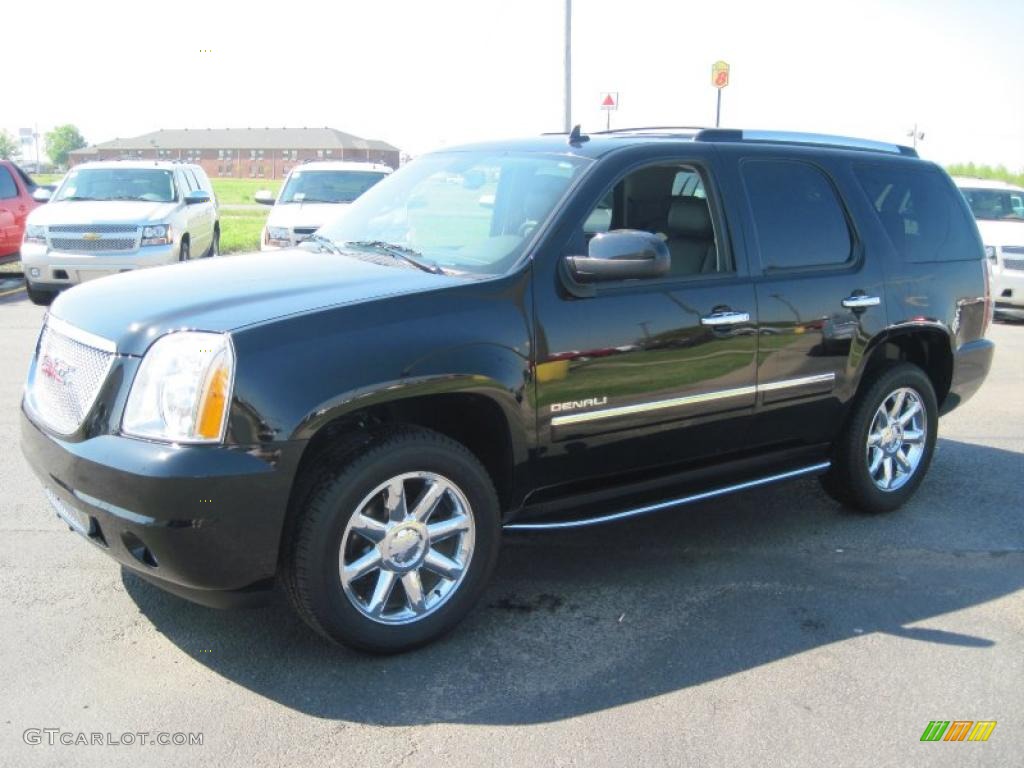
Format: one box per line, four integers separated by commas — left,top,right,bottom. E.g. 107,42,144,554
0,167,17,200
579,162,727,277
279,170,388,204
318,151,590,275
856,165,980,262
959,187,1024,222
53,168,177,203
743,160,852,270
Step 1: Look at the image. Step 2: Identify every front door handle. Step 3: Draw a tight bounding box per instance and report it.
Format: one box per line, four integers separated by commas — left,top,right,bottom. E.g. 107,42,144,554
700,310,751,327
841,295,881,309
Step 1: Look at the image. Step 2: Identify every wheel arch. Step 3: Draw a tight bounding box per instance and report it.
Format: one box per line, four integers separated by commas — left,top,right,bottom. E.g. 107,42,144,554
855,323,954,408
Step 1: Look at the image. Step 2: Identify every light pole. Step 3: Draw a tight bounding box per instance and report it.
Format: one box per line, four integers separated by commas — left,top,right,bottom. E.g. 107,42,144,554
907,123,925,149
563,0,572,132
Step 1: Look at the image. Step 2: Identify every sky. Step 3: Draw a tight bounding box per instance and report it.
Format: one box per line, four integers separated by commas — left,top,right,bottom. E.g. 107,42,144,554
5,0,1023,168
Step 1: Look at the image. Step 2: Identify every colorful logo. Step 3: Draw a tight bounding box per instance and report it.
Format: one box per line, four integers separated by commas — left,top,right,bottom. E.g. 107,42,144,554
920,721,997,742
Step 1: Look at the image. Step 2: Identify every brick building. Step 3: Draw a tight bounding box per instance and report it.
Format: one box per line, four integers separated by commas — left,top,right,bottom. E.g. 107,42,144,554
68,127,400,179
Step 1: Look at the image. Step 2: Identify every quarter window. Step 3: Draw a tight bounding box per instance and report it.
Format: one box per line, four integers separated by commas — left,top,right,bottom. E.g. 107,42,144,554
855,165,981,262
743,160,852,270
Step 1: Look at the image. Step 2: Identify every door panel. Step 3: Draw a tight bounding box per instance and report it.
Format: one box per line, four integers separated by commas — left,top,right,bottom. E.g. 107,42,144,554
531,153,760,491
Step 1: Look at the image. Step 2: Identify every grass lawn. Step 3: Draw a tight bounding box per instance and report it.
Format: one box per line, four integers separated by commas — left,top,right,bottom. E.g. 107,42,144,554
211,178,280,205
220,209,268,254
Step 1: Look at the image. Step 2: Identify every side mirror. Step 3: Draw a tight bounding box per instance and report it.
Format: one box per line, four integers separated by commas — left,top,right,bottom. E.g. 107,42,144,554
32,187,52,203
565,230,670,283
184,190,211,206
254,190,275,205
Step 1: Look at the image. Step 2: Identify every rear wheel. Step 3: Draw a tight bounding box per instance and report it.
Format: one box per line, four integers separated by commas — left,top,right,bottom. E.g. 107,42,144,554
25,282,56,306
178,237,190,262
282,427,501,653
204,226,220,258
821,363,938,513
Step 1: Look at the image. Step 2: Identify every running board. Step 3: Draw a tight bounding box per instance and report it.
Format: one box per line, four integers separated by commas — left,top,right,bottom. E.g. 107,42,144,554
503,461,831,531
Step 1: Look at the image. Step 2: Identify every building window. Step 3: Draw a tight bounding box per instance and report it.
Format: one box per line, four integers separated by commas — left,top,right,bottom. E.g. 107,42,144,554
326,149,332,156
317,150,324,158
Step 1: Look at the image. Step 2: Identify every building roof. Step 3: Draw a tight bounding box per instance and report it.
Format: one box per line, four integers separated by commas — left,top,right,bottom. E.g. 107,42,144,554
70,127,399,155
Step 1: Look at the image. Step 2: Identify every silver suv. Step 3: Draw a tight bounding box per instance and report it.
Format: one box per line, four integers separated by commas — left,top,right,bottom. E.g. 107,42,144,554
21,161,220,305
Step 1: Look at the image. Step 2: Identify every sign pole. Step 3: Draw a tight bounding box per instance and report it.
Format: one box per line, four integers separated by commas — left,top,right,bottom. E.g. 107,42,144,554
711,60,730,128
606,110,610,131
563,0,572,132
716,90,721,128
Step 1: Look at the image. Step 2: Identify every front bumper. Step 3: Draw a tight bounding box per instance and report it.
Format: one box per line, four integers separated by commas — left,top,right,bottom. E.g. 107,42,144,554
940,338,995,415
20,242,178,288
20,407,303,607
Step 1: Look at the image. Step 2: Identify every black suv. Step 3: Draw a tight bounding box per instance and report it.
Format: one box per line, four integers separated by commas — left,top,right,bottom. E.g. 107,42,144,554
21,128,993,652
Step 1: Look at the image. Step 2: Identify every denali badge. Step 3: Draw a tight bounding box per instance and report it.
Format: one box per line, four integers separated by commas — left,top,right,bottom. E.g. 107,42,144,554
550,397,608,413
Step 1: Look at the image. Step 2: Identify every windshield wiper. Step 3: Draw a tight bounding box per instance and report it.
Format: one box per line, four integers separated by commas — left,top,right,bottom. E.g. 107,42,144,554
343,241,445,274
304,233,342,254
59,196,99,201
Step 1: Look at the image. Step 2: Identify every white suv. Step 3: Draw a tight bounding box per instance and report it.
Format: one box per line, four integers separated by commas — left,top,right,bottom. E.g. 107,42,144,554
21,161,220,305
256,161,390,250
955,176,1024,320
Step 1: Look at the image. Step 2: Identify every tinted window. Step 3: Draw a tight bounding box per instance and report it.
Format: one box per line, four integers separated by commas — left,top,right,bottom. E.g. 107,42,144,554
55,168,176,203
0,167,17,200
855,165,980,262
958,186,1024,222
743,161,852,269
182,169,199,192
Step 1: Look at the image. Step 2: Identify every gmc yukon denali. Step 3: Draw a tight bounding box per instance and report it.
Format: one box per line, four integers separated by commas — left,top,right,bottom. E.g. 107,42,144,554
20,127,994,652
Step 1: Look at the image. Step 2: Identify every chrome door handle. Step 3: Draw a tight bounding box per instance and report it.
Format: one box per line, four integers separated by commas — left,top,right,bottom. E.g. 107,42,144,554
700,310,751,326
841,295,881,309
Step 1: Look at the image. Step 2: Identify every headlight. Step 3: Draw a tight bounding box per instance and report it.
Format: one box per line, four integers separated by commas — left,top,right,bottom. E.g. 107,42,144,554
266,226,291,246
141,224,172,246
24,224,46,245
122,332,235,443
984,245,997,263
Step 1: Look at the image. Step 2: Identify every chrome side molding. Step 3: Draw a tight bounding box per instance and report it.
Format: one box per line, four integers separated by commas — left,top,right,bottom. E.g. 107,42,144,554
503,461,831,531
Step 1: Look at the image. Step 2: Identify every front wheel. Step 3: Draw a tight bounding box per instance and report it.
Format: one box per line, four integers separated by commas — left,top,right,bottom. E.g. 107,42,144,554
178,237,190,262
204,227,220,258
821,363,938,513
26,282,56,306
282,428,501,653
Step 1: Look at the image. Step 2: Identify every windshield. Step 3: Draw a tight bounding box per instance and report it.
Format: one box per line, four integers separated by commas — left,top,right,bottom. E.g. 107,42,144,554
960,187,1024,222
54,168,177,203
317,151,591,275
279,169,388,204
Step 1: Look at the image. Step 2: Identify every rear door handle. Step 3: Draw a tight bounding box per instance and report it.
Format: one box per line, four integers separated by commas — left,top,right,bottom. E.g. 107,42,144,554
841,295,881,309
700,310,751,326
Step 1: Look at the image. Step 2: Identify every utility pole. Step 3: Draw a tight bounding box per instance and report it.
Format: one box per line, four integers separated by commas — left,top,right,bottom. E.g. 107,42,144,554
563,0,572,132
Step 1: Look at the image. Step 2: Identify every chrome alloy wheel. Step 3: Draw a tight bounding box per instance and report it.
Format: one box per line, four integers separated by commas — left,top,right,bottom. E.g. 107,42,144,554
865,387,927,492
339,472,475,625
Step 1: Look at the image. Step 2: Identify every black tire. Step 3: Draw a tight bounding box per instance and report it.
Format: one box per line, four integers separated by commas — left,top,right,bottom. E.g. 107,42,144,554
282,427,501,653
820,363,938,513
178,237,190,262
204,226,220,258
26,283,56,306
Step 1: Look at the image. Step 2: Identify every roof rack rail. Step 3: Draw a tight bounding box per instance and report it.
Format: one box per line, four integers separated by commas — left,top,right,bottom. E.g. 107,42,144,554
591,126,707,135
694,129,918,157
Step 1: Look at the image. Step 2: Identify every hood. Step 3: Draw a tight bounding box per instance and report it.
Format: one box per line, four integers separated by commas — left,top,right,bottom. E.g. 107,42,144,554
28,200,179,227
266,201,350,231
50,249,471,356
974,219,1024,248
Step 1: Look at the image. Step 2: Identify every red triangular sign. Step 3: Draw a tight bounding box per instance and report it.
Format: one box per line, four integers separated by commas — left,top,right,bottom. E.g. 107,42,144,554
602,94,616,107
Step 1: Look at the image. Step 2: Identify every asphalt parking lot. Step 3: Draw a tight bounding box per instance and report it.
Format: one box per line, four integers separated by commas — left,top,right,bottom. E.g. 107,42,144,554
1,291,1021,767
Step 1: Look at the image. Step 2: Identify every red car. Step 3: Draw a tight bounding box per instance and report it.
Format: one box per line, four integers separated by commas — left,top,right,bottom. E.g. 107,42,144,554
0,160,44,260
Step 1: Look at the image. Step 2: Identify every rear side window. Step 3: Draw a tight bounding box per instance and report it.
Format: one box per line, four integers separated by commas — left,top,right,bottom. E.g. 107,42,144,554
742,160,852,270
0,167,17,200
854,164,980,262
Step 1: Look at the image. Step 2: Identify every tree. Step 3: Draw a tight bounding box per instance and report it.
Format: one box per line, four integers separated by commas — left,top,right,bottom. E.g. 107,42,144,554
0,130,20,161
45,124,86,168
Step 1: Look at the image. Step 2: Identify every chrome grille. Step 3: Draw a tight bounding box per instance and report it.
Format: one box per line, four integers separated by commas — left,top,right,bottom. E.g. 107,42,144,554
1003,257,1024,271
293,227,317,243
1001,245,1024,256
48,224,138,234
25,319,115,435
50,237,137,253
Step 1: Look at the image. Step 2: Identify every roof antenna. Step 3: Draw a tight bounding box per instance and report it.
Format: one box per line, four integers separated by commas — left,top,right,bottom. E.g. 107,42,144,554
567,124,590,146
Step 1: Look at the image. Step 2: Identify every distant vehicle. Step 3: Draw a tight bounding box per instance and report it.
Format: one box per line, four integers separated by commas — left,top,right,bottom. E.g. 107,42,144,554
256,161,391,250
955,177,1024,320
20,161,220,305
0,160,45,260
